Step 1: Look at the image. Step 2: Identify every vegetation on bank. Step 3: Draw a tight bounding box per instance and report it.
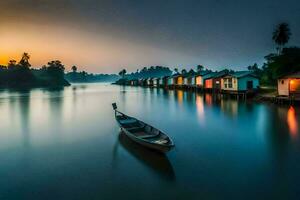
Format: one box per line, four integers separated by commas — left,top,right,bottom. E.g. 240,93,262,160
0,53,70,88
65,66,119,83
115,66,173,85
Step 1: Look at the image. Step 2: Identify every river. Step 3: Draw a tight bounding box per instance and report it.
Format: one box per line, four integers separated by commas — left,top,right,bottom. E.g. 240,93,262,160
0,83,299,199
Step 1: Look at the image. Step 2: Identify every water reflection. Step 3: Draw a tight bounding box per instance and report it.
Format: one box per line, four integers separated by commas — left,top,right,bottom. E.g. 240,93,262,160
1,84,300,199
118,133,175,181
220,99,238,117
19,92,31,148
195,94,205,123
287,106,298,138
176,90,183,105
204,93,213,106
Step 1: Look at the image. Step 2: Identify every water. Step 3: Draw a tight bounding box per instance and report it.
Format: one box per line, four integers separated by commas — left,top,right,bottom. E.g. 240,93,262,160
0,83,299,200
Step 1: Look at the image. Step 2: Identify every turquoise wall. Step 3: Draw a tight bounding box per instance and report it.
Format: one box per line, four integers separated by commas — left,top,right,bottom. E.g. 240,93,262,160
237,76,259,90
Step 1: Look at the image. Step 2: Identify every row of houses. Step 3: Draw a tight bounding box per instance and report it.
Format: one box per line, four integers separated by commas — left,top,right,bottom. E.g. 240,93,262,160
127,70,260,93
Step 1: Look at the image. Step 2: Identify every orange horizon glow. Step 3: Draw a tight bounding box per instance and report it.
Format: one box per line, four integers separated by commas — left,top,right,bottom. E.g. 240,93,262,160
0,22,190,73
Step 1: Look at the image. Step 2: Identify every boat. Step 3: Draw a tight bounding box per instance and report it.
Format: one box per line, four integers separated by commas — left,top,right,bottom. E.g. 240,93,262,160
112,103,174,153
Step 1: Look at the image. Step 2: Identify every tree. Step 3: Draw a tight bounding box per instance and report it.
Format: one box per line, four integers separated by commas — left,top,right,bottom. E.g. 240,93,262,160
72,65,77,73
19,52,31,68
181,69,187,74
8,60,17,69
247,63,258,71
46,60,65,80
188,69,195,75
197,65,204,72
119,69,127,78
272,23,291,54
174,68,178,74
263,47,300,84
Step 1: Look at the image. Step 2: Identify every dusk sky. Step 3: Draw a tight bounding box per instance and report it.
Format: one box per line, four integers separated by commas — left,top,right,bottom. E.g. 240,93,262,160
0,0,300,73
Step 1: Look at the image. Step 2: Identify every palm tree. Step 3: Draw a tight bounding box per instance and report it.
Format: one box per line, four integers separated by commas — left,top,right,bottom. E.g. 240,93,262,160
188,69,195,75
197,65,204,72
272,23,291,54
119,69,127,79
72,65,77,73
19,52,31,68
8,60,17,68
174,68,178,74
181,69,187,74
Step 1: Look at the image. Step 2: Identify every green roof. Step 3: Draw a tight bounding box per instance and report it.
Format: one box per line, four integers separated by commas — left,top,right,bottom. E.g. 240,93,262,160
230,71,256,78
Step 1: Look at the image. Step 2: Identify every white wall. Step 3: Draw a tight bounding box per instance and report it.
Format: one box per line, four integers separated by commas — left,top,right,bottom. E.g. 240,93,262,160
278,79,289,96
221,77,238,91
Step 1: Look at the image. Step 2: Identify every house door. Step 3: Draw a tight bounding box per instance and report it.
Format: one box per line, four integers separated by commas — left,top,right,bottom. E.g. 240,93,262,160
247,81,253,89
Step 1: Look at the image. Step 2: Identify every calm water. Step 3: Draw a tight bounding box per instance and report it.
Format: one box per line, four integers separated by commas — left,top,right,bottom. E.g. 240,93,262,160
0,83,299,200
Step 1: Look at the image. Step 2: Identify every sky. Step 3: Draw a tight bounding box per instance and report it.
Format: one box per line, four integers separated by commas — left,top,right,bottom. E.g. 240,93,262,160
0,0,300,73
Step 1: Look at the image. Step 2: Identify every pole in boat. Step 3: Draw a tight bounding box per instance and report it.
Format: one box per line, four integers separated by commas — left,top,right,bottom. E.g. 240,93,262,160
112,103,118,115
112,103,117,110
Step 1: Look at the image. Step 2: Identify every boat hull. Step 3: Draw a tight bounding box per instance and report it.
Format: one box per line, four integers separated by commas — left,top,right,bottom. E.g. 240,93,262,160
121,128,173,153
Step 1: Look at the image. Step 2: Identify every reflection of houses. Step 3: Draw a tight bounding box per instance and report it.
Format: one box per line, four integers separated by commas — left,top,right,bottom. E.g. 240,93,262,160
278,72,300,98
221,71,259,93
220,99,238,117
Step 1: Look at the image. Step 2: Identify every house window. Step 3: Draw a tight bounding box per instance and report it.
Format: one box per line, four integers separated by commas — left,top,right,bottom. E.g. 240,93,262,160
281,80,284,84
228,78,233,88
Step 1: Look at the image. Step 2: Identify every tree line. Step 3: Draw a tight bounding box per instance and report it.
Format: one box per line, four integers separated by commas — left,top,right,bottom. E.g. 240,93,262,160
0,53,70,88
65,66,119,83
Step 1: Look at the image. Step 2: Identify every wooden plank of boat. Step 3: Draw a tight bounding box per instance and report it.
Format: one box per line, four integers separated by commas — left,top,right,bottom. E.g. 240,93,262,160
112,103,174,153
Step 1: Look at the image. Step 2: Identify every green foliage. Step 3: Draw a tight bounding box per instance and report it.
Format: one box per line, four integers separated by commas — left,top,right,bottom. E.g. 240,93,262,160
19,52,31,69
119,69,127,78
0,54,70,88
123,66,172,79
72,65,77,73
197,65,204,72
45,60,65,79
65,70,118,83
259,47,300,85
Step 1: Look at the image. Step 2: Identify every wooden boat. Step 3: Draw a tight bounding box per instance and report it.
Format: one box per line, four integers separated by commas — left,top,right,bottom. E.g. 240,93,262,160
112,103,174,153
